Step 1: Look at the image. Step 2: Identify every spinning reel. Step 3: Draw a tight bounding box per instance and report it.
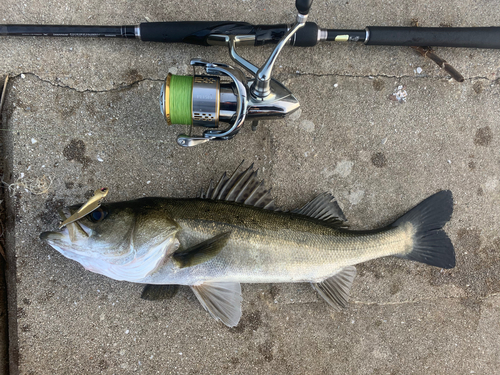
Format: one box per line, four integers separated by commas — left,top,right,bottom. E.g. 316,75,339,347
160,0,314,146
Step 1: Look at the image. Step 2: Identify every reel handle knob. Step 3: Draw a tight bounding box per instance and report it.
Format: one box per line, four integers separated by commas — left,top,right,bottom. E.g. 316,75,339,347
296,0,313,15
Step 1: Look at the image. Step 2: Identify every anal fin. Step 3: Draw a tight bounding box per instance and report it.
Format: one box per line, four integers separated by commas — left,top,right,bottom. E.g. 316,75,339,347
191,282,242,327
311,266,357,310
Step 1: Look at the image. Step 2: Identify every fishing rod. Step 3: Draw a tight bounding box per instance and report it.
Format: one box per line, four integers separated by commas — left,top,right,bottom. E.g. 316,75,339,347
2,0,500,146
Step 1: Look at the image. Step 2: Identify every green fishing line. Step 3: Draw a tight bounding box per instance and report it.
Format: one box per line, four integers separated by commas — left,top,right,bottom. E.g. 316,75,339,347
169,75,193,125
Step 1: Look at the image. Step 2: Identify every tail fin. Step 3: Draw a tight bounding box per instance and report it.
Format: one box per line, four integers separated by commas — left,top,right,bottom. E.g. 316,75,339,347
393,190,455,269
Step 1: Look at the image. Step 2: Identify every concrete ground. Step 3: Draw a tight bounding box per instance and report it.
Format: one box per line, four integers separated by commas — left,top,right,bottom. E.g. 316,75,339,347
1,0,500,374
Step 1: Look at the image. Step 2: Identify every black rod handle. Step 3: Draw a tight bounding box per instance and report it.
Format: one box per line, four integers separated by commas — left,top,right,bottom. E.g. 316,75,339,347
366,27,500,49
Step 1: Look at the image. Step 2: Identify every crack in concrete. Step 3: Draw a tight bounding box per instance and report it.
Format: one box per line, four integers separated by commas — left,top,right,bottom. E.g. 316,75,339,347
289,71,493,82
279,293,499,307
10,72,164,93
352,292,499,306
8,71,496,94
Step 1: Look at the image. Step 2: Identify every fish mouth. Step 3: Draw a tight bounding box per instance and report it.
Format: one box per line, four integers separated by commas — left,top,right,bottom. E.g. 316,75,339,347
39,208,92,247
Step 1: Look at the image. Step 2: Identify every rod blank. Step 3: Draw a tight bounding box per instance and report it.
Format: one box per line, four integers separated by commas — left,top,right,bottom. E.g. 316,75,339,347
0,25,136,38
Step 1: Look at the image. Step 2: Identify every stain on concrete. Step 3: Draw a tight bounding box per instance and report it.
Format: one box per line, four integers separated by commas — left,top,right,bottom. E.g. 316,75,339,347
474,126,492,146
299,120,315,132
229,357,240,365
288,108,302,121
389,282,401,295
39,196,65,225
269,285,280,301
473,81,483,94
38,290,55,304
232,310,262,333
63,139,92,167
258,339,275,362
483,177,498,192
55,91,81,119
358,259,401,280
371,152,387,168
125,68,144,83
457,228,482,253
20,325,30,333
13,98,31,111
372,79,384,91
98,359,109,370
347,189,364,205
83,189,94,200
63,139,85,162
17,307,26,319
460,296,483,313
334,160,354,178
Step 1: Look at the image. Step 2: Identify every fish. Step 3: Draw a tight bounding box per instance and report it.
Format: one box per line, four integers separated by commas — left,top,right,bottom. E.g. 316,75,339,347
40,164,455,327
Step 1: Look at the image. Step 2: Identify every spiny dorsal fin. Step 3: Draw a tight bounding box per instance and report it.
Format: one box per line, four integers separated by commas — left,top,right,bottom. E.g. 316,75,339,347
311,266,357,310
199,163,275,210
291,192,346,227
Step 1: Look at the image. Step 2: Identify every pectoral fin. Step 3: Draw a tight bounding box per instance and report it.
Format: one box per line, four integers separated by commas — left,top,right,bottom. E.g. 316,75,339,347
311,266,357,310
173,232,231,268
141,284,179,301
190,282,242,327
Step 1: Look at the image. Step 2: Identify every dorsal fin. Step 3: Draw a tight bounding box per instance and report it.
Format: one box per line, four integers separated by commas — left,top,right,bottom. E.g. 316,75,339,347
291,193,346,227
199,163,275,210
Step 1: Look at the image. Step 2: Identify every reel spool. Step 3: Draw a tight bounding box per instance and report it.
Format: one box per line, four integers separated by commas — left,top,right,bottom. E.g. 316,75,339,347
159,0,314,147
160,60,250,147
161,73,225,129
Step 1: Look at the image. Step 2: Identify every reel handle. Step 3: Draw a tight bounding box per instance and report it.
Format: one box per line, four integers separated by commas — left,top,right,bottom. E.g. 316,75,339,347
296,0,313,15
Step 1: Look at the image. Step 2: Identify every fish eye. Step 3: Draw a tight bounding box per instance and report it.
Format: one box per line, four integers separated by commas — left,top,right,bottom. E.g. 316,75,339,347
89,207,107,223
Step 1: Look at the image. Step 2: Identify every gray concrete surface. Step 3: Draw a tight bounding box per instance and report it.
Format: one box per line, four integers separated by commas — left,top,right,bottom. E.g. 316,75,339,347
1,0,500,374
